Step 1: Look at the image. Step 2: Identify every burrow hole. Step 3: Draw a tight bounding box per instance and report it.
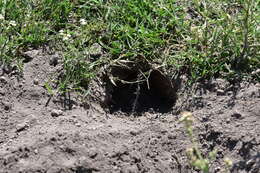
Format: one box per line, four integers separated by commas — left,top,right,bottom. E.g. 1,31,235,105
104,67,178,114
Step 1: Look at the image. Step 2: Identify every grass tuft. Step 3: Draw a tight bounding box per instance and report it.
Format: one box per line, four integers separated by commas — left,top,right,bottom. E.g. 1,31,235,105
0,0,259,91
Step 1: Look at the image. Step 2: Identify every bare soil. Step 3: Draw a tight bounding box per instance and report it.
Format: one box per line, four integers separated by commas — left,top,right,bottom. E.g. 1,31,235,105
0,49,259,173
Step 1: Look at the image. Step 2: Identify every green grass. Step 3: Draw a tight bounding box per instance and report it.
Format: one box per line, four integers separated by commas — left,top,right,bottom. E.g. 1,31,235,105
0,0,259,93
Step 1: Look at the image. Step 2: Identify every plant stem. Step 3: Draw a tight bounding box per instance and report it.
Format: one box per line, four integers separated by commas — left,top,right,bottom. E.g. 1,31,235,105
238,0,251,68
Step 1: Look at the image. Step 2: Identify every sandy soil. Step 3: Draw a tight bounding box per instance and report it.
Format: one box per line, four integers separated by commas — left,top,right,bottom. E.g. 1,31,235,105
0,49,259,173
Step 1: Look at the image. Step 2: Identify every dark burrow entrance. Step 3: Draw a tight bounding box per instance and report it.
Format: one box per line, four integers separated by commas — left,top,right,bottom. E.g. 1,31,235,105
104,65,178,114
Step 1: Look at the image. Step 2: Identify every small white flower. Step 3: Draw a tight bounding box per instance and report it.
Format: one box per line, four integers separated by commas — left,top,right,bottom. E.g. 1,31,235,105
79,18,87,25
0,14,4,20
63,37,69,41
63,33,71,41
59,29,64,34
9,20,16,26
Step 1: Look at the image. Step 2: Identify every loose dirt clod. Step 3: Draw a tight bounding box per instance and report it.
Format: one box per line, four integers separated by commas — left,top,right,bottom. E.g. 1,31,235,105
217,89,225,96
3,102,11,111
231,111,243,119
0,76,7,84
51,109,64,117
20,49,39,63
16,122,29,132
49,54,59,66
33,79,39,85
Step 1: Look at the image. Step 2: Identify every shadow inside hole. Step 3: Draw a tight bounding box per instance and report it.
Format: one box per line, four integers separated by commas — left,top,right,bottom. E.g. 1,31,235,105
108,70,177,114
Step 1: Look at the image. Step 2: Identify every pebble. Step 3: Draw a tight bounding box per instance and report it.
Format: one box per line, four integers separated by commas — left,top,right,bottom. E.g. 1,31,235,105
78,156,87,163
75,122,81,127
16,122,29,132
22,50,38,62
168,134,176,140
226,118,231,124
226,91,233,96
3,65,13,74
51,109,63,117
18,83,23,88
130,130,139,136
217,89,225,96
231,111,243,119
89,150,98,159
49,55,59,66
3,102,12,111
252,69,260,75
0,76,7,83
33,79,39,85
214,166,221,172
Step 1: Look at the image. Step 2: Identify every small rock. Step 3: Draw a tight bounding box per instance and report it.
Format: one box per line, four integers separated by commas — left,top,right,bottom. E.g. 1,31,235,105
252,69,260,75
16,122,29,132
89,150,98,159
226,118,230,124
10,70,18,76
0,76,7,83
214,166,221,172
21,50,39,62
33,79,39,85
202,116,209,122
168,134,176,140
217,89,225,96
18,83,23,88
3,102,12,111
75,122,81,127
231,111,243,119
72,104,78,109
216,78,229,87
130,130,139,136
226,91,233,96
78,156,88,164
49,55,59,66
51,109,63,117
3,65,13,74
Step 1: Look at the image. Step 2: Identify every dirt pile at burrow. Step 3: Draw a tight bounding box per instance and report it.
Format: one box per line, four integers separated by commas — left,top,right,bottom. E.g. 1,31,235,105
0,49,259,173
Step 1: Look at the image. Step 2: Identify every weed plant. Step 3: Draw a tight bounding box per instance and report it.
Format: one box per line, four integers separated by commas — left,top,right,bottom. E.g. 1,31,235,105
180,112,233,173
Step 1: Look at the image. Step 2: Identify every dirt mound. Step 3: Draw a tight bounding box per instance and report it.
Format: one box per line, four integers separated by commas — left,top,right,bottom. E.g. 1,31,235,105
0,49,259,173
